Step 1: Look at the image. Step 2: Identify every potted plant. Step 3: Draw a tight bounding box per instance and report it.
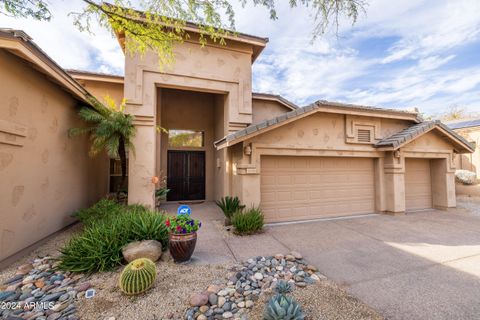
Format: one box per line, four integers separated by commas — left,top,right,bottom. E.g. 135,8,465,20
165,214,201,263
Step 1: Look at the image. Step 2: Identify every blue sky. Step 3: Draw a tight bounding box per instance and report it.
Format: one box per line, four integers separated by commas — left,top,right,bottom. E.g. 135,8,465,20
1,0,480,116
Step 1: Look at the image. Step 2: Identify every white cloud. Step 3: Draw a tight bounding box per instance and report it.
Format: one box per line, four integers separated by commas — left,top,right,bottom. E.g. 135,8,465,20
1,0,479,115
0,1,124,74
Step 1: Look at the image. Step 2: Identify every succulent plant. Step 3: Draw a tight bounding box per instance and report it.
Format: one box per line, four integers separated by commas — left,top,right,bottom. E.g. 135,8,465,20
119,258,157,295
215,196,245,219
263,294,305,320
274,280,294,295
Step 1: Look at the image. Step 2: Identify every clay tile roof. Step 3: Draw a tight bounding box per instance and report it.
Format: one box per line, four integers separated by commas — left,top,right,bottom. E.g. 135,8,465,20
214,104,321,147
315,100,420,117
214,99,420,148
375,120,473,152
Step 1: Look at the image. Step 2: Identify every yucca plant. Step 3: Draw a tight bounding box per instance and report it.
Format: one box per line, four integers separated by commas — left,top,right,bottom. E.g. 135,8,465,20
215,196,245,225
69,96,135,191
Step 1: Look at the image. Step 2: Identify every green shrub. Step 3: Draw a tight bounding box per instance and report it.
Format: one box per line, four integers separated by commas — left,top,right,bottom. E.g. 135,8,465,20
231,207,264,235
58,201,168,273
73,198,123,226
216,196,245,222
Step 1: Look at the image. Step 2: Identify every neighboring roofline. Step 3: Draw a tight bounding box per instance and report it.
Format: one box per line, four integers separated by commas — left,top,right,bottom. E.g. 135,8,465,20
252,92,298,111
446,118,480,130
68,69,125,84
107,4,268,63
0,29,92,104
375,120,474,153
215,100,421,149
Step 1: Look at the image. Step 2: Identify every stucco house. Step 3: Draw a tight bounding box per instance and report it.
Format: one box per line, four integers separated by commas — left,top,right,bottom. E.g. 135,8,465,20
447,119,480,178
74,24,472,222
0,23,474,262
0,29,107,262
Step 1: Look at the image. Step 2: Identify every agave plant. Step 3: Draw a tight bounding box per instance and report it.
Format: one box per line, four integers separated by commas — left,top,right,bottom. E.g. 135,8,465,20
274,280,294,295
215,196,245,225
264,294,305,320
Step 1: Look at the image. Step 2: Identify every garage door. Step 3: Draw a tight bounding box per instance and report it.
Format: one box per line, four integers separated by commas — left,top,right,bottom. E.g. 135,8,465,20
405,158,432,211
260,156,375,222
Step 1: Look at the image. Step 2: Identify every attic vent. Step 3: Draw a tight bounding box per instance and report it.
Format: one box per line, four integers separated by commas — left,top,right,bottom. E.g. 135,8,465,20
357,129,372,143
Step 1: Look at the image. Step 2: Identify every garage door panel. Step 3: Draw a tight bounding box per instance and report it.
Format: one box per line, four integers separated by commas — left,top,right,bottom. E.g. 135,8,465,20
261,156,375,222
405,158,432,211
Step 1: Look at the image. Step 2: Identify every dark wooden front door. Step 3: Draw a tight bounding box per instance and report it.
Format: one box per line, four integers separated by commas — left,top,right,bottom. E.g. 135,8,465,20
167,151,206,201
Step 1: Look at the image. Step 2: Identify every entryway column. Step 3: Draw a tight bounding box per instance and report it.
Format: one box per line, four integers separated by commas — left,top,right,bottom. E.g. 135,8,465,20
124,67,157,207
431,157,456,209
384,152,406,214
232,143,261,207
127,118,157,207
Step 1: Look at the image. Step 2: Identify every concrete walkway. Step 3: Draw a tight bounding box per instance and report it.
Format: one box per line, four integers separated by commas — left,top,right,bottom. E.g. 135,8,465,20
161,201,480,320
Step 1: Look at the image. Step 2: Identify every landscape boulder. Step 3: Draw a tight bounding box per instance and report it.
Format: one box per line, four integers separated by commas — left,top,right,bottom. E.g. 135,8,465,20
122,240,163,263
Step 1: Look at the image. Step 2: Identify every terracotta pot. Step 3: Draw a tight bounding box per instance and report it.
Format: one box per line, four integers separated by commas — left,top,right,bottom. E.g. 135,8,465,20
168,232,197,263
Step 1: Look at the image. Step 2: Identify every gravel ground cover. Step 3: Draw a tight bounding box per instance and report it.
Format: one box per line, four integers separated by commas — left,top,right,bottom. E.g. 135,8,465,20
76,260,228,320
456,195,480,215
0,217,389,320
249,279,384,320
185,253,384,320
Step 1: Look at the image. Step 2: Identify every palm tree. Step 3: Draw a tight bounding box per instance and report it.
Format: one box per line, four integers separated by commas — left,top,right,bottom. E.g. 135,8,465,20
69,96,135,191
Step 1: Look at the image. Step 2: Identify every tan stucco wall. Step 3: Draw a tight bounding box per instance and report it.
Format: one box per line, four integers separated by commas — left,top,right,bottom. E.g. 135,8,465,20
246,113,411,151
0,50,108,262
229,111,458,215
251,99,291,124
454,128,480,177
75,79,124,107
125,35,255,206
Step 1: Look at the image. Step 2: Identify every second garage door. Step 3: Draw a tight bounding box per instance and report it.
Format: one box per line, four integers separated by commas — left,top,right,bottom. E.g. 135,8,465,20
405,158,432,211
260,156,375,223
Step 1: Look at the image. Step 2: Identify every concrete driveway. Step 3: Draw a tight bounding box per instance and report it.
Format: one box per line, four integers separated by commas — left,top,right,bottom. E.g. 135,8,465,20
162,201,480,320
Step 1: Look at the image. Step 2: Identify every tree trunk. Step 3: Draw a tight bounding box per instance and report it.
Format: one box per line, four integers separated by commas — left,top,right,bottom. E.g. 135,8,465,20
119,136,127,192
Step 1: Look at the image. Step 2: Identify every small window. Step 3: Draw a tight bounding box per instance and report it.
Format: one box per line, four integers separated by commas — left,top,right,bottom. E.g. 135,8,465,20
109,157,128,193
168,130,204,147
357,129,372,143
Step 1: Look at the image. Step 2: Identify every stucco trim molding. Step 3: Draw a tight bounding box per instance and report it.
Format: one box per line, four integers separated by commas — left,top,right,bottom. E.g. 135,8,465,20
126,67,239,106
0,119,27,147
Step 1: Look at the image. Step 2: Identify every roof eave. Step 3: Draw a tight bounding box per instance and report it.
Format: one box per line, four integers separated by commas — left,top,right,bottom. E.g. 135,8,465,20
252,92,299,110
0,31,92,104
112,22,268,63
376,125,474,154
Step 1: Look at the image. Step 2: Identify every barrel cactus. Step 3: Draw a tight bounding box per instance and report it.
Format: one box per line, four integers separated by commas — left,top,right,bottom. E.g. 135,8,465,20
264,294,305,320
119,258,157,295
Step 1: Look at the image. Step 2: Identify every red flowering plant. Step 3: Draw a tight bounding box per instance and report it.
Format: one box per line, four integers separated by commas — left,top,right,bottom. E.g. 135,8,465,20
165,214,201,234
